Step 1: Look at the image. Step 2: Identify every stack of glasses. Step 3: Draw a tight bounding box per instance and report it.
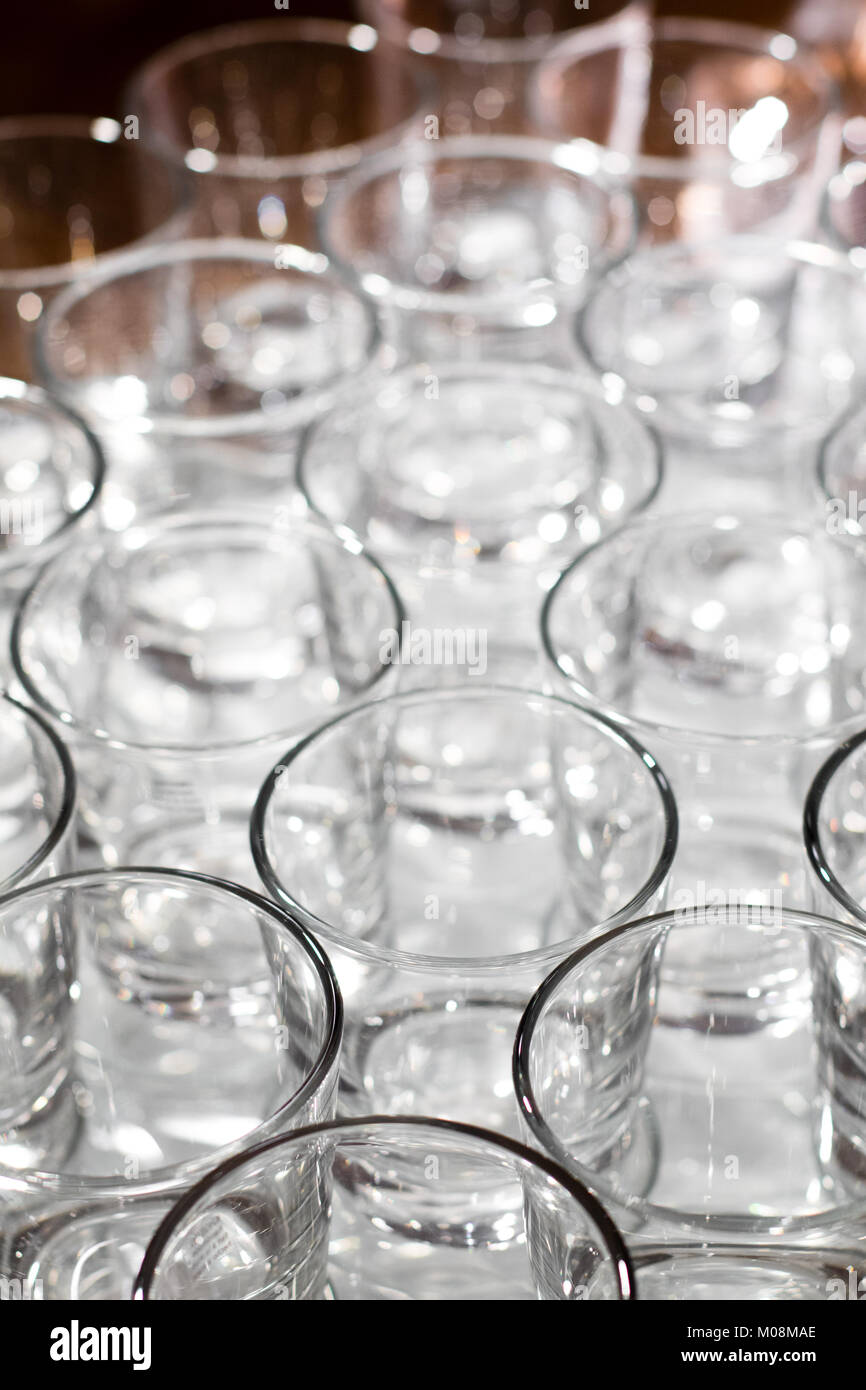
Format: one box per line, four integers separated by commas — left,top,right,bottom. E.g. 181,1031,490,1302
3,2,866,1302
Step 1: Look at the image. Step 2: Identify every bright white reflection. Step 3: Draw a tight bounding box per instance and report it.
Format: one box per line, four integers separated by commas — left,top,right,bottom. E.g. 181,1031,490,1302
729,97,789,163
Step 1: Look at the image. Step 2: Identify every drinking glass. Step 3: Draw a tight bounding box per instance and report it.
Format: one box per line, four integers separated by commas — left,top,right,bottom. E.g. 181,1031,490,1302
359,0,648,137
515,904,866,1300
318,134,637,363
0,115,189,379
252,685,677,1130
0,692,76,891
0,868,341,1300
804,726,866,926
576,237,866,515
135,1116,635,1301
298,360,661,683
11,508,403,884
0,377,104,671
35,239,379,527
822,157,866,250
127,18,432,248
531,18,841,244
542,511,866,913
817,398,866,534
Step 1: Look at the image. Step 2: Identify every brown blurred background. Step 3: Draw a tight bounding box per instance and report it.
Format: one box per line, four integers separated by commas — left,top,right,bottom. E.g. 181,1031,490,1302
2,0,851,120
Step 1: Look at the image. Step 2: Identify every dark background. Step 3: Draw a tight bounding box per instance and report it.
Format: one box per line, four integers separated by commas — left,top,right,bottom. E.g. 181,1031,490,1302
2,0,822,120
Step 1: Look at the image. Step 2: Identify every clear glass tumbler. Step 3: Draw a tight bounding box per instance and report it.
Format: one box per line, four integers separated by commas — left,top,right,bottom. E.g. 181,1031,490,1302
542,511,866,912
0,868,341,1300
11,508,403,885
252,685,677,1130
298,359,661,683
0,691,76,892
817,397,866,534
0,377,104,672
127,18,432,247
135,1116,635,1301
822,158,866,250
515,903,866,1300
318,134,637,363
531,17,841,244
359,0,648,137
0,115,189,379
35,238,379,527
576,237,866,515
804,726,866,925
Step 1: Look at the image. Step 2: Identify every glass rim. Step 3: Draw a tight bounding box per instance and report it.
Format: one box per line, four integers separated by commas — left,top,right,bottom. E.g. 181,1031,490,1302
33,236,382,439
316,133,639,317
540,508,866,749
0,690,76,894
514,901,866,1238
125,16,434,181
132,1111,637,1301
0,375,106,574
250,682,679,973
803,723,866,926
10,506,406,756
357,0,646,66
296,356,665,533
0,865,343,1193
529,15,841,182
0,113,191,290
574,235,866,439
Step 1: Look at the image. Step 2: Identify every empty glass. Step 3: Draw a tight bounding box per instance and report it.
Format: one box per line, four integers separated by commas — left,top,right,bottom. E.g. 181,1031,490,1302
252,685,676,1129
515,904,866,1300
127,18,432,247
576,237,866,515
0,692,76,892
298,359,661,683
804,726,866,925
35,239,378,526
0,868,341,1299
0,377,104,671
817,398,866,534
542,512,866,911
358,0,647,136
11,508,403,884
531,17,841,244
135,1116,634,1301
0,115,189,378
318,134,637,363
822,158,866,250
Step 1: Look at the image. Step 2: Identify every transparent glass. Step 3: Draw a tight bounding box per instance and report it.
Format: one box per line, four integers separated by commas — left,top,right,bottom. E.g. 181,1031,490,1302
531,18,840,244
542,512,866,911
135,1116,634,1301
0,691,76,892
576,237,866,515
0,115,189,379
318,134,637,363
817,398,866,534
822,159,866,250
298,360,661,684
0,868,341,1300
515,904,866,1300
359,0,649,136
252,685,676,1129
35,239,378,527
12,509,403,884
804,727,866,925
0,378,104,670
127,18,432,247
